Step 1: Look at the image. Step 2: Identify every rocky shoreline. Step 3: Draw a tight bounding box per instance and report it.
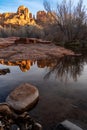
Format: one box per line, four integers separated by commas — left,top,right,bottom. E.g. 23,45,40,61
0,37,75,62
0,83,42,130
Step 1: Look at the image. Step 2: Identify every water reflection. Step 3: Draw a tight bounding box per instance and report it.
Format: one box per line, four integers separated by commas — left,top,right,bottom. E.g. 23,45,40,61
0,59,56,72
0,55,87,129
44,56,85,82
0,55,86,82
0,60,33,72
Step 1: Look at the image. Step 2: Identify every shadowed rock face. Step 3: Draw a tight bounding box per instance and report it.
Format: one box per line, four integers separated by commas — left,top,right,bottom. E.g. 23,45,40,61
6,83,39,113
36,11,56,23
37,11,47,22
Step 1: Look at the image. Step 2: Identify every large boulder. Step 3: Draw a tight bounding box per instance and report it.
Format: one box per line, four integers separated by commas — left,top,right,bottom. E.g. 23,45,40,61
6,83,39,113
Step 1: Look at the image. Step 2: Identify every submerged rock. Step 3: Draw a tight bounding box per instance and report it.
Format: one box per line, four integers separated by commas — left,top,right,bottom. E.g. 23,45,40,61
55,120,83,130
6,83,39,113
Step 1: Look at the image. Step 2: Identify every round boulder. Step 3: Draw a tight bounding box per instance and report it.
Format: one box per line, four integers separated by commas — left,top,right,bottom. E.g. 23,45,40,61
6,83,39,113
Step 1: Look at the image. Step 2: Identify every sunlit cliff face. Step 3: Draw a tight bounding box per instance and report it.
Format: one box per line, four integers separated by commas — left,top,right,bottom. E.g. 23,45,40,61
0,5,35,26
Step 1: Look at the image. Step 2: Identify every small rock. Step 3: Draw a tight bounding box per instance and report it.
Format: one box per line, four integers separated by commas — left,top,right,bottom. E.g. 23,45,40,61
6,83,39,113
0,68,10,75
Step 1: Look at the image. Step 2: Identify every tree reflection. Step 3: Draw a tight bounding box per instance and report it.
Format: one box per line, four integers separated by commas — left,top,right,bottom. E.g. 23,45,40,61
44,55,85,82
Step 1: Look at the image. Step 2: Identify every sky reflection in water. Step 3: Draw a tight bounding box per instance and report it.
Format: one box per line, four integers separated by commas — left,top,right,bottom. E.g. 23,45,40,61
0,55,87,85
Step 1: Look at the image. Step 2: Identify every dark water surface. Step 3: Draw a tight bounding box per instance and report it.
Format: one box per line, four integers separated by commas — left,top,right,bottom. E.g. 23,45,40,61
0,55,87,130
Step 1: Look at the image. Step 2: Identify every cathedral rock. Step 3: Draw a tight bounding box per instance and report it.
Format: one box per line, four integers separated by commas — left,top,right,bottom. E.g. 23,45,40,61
0,5,35,27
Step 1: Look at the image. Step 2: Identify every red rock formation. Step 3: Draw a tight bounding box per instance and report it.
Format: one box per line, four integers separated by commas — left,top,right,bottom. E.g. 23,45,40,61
17,6,29,20
36,10,56,23
37,11,47,22
0,5,35,27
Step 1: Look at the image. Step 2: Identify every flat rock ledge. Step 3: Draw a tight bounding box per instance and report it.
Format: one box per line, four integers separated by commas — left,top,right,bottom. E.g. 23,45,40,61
0,37,77,62
6,83,39,113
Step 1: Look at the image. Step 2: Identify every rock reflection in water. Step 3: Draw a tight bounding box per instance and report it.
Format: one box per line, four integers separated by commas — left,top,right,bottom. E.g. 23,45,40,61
0,59,56,72
0,60,33,72
0,55,85,82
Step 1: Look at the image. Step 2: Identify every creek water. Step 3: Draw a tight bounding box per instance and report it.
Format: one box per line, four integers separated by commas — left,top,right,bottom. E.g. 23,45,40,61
0,55,87,130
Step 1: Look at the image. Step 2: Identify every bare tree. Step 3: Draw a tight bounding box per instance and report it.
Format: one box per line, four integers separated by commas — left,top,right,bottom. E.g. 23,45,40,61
43,0,87,44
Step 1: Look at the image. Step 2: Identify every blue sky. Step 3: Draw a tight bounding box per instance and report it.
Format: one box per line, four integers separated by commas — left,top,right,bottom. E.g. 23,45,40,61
0,0,87,15
0,0,45,15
